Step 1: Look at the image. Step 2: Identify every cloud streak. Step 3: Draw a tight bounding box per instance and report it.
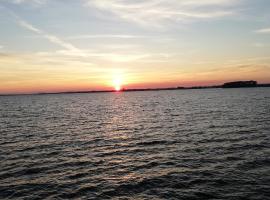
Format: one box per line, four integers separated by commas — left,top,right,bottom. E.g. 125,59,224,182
255,28,270,34
17,19,84,54
10,17,162,63
66,34,147,40
85,0,241,26
2,6,82,53
9,0,46,5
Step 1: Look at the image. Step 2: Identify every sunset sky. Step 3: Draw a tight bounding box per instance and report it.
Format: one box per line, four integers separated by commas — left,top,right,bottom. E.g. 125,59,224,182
0,0,270,94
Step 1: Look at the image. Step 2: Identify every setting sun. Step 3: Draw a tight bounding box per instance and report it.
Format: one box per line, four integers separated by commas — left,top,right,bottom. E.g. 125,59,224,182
113,77,123,91
115,85,121,91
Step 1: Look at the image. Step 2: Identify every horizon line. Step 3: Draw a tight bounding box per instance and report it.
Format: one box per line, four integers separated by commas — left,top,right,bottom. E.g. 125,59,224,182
1,81,270,96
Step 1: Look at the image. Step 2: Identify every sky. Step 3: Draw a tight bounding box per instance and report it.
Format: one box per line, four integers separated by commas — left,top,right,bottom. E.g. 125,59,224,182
0,0,270,94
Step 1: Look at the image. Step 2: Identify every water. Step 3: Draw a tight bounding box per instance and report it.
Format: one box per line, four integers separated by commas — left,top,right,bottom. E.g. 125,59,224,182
0,88,270,199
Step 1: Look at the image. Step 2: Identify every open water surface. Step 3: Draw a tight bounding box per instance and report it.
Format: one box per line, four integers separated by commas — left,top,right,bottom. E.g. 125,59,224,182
0,88,270,199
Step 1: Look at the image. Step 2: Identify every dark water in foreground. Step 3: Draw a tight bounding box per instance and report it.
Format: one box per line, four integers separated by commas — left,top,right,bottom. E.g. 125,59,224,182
0,88,270,200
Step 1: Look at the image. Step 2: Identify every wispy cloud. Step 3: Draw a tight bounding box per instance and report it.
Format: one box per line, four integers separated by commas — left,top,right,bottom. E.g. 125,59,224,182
16,17,153,61
17,19,85,54
252,43,267,48
66,34,147,40
2,5,83,54
12,18,162,62
8,0,46,5
255,28,270,34
85,0,241,27
0,45,3,49
37,50,156,62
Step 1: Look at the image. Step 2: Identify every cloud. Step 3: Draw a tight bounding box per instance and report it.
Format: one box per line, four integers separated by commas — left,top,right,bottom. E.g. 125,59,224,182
252,43,266,48
9,0,46,5
2,6,82,54
13,18,166,63
36,50,155,62
17,19,85,55
255,28,270,34
85,0,241,26
0,45,3,49
66,34,147,40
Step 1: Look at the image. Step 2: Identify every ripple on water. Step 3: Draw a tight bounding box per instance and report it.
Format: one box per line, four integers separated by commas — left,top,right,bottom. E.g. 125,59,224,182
0,89,270,199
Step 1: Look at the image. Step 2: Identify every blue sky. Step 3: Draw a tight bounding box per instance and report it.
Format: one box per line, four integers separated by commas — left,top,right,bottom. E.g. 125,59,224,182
0,0,270,93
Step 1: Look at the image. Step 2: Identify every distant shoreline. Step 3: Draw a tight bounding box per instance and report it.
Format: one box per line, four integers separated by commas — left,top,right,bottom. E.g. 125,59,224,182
1,82,270,96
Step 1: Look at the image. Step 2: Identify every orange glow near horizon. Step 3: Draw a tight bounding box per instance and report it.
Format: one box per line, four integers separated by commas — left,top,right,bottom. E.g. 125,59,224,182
0,65,270,94
1,76,270,94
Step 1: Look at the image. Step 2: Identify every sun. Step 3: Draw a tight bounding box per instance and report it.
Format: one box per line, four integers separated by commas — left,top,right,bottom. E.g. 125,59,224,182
115,85,121,91
113,77,123,91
